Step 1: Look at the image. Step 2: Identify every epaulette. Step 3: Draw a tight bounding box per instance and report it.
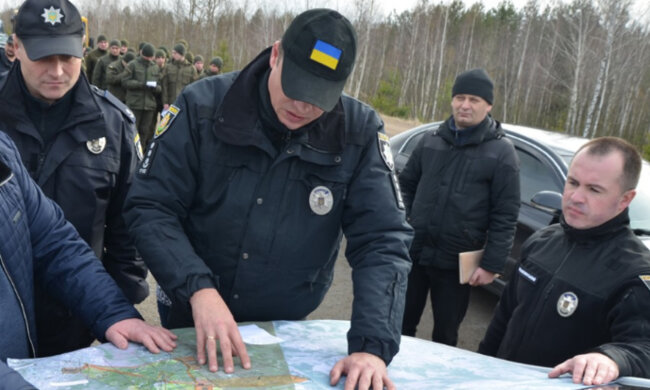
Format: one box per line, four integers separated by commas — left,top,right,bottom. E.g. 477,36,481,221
91,85,136,124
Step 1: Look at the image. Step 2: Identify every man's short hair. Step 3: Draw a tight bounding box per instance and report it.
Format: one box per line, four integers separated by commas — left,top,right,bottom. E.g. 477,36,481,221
576,137,642,191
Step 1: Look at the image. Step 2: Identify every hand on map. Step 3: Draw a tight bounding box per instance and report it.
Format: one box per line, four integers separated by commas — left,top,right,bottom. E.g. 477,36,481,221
548,352,619,385
105,318,178,353
330,352,394,390
190,288,251,373
469,267,498,286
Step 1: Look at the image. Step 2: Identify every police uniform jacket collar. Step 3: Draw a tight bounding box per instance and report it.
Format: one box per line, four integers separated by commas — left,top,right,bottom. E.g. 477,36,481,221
560,208,630,244
438,114,503,147
0,62,107,145
214,47,346,154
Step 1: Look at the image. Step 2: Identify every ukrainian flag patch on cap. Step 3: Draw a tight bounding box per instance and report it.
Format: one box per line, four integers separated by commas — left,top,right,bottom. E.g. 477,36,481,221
310,40,341,70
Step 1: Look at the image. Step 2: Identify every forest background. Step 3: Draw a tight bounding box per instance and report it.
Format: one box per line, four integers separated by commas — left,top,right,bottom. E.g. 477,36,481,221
0,0,649,157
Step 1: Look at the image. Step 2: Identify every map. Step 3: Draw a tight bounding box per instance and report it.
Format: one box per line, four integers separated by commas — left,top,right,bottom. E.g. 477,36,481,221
9,320,632,389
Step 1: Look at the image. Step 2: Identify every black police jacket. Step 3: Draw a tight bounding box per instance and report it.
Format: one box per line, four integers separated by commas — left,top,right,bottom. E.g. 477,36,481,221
124,47,413,365
399,116,520,273
479,210,650,377
0,65,148,354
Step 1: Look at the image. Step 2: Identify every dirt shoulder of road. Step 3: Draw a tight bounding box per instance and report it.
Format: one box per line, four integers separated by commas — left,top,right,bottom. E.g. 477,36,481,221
380,114,420,137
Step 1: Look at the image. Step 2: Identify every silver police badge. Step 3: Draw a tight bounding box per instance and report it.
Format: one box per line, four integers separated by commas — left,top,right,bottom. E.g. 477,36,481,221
42,6,64,25
557,291,579,317
309,186,334,215
86,137,106,154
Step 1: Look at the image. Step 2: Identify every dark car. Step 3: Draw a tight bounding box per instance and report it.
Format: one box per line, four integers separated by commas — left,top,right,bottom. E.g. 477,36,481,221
390,122,650,295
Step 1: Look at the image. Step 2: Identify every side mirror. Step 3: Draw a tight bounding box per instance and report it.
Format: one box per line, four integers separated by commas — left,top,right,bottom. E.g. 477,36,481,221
531,191,562,214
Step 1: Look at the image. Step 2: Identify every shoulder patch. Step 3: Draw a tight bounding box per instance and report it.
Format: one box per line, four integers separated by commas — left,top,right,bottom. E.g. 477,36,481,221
640,275,650,292
134,133,144,161
155,105,180,139
377,133,404,209
377,132,394,171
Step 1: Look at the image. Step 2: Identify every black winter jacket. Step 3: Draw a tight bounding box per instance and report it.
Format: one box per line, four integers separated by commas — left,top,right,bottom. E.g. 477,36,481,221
124,48,413,365
399,116,520,272
479,210,650,377
0,64,147,355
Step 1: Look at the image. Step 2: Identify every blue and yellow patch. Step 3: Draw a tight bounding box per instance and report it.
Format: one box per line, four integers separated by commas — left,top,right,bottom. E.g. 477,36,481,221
155,105,180,139
134,133,143,161
310,40,341,70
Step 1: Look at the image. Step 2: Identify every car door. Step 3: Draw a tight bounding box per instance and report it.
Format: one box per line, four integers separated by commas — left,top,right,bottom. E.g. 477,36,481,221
504,137,566,283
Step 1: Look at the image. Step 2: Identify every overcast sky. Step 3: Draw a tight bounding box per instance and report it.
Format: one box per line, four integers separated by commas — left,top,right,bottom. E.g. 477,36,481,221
375,0,649,23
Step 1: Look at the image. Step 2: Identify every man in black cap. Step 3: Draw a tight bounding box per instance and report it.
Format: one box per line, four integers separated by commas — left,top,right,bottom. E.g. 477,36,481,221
399,68,520,346
0,35,16,73
84,32,107,79
124,8,412,390
0,0,149,356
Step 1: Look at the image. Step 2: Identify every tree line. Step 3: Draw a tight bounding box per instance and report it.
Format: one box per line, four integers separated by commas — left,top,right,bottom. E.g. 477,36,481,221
2,0,649,156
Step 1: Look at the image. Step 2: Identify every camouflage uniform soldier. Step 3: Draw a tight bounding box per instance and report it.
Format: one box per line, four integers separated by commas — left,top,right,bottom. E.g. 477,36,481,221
84,33,107,78
122,43,160,147
106,51,135,102
160,43,197,110
92,39,120,89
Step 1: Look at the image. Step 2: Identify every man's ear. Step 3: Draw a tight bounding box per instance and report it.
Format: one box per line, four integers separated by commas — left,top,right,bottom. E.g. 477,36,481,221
618,189,636,213
269,41,280,69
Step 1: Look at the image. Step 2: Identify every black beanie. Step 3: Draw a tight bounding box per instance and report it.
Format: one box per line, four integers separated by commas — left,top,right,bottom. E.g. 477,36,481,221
141,43,155,58
452,68,494,104
173,43,185,56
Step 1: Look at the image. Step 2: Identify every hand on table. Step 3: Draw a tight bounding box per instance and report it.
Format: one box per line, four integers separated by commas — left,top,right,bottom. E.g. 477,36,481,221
105,318,177,353
548,352,619,386
190,288,251,373
330,352,394,390
469,267,498,286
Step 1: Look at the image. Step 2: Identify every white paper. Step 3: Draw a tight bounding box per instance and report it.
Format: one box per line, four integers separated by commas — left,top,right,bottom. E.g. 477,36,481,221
146,81,157,88
238,324,283,345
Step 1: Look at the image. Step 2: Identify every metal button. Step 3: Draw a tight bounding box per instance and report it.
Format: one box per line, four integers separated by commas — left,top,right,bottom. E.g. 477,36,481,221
233,294,239,299
242,252,249,260
286,148,294,154
256,198,263,205
334,156,342,163
218,117,224,123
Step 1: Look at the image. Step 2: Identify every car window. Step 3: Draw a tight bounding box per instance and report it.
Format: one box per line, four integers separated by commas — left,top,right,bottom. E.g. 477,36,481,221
630,163,650,230
517,149,563,204
402,132,426,157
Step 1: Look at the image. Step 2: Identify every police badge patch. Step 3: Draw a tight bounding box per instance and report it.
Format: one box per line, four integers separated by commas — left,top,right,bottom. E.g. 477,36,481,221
309,186,334,215
557,291,579,317
86,137,106,154
154,105,180,139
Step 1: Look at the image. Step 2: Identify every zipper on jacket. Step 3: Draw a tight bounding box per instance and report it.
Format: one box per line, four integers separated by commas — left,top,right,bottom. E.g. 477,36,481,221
0,253,36,357
512,241,576,357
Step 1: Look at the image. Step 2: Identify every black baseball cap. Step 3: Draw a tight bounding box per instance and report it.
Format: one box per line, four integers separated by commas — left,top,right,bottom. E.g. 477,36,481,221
280,9,356,112
14,0,83,61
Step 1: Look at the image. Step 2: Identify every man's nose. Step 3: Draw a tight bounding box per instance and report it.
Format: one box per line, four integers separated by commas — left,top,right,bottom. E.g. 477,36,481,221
292,99,317,113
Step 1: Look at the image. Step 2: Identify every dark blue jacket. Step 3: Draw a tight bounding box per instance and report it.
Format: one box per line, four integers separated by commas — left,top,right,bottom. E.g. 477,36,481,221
124,48,413,364
479,211,650,376
0,64,148,355
0,131,140,388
